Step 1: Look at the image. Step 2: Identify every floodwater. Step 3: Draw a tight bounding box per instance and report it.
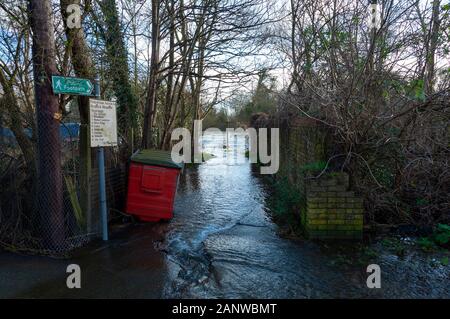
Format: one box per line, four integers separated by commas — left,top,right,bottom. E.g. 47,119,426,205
1,132,448,298
160,132,450,298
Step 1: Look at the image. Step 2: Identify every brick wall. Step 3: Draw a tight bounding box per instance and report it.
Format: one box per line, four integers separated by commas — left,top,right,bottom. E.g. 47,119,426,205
305,173,363,239
278,118,328,187
263,115,364,240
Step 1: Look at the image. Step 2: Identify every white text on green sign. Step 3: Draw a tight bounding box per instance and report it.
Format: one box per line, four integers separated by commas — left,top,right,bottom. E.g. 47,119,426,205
52,76,93,96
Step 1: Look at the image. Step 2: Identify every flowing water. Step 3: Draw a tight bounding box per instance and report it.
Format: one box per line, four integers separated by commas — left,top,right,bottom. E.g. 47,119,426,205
1,132,448,298
160,132,450,298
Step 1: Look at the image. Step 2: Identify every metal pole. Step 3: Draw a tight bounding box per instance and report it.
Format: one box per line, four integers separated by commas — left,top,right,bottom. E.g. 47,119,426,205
94,75,108,241
98,147,108,241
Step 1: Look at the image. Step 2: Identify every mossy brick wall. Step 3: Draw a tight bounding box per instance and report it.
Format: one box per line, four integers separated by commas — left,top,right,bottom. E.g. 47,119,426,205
269,117,364,240
305,173,363,239
278,118,328,188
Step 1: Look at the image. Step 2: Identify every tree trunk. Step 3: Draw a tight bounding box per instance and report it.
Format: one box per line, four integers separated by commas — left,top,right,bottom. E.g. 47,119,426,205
99,0,138,155
424,0,441,95
159,0,176,150
29,0,65,249
142,0,161,149
0,70,36,179
60,0,95,232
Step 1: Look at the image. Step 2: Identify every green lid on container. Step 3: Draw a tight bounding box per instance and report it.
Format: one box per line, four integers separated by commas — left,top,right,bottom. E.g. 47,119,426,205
130,149,184,169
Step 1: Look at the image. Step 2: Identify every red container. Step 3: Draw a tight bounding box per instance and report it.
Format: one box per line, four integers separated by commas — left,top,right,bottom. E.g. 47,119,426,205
126,150,183,222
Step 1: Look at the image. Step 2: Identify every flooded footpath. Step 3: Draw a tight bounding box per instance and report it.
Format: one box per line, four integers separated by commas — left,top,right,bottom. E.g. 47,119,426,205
0,132,448,298
162,132,450,298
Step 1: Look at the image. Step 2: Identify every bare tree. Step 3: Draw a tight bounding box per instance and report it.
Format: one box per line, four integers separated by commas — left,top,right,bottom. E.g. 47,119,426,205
275,0,450,223
60,0,96,232
28,0,64,248
142,0,161,148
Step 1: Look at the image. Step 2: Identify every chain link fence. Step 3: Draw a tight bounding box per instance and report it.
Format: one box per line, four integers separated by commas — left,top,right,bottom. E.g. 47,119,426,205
0,120,126,257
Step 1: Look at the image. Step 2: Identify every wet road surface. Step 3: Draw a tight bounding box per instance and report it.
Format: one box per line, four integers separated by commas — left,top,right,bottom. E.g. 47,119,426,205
161,132,450,298
0,224,168,298
163,133,359,298
0,132,448,298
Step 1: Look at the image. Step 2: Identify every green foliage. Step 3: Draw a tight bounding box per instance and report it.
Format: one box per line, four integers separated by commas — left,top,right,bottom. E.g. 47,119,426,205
416,198,429,206
99,0,139,140
326,244,379,267
299,161,327,175
373,167,394,187
416,224,450,251
64,175,85,229
267,177,304,234
381,237,407,256
416,237,435,251
385,78,426,103
371,144,402,188
202,108,230,130
408,79,426,101
433,224,450,246
234,71,277,124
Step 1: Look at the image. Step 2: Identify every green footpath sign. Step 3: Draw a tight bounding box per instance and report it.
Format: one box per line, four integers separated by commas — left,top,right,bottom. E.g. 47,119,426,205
52,75,94,96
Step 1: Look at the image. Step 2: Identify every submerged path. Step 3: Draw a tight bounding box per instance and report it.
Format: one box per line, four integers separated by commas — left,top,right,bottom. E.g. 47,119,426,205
160,132,449,298
0,132,448,298
163,132,361,298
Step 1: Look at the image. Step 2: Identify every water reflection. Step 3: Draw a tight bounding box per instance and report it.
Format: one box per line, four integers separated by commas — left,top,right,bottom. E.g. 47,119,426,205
162,132,450,299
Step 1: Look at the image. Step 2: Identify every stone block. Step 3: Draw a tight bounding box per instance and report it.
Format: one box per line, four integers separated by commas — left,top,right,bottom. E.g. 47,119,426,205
329,219,345,225
318,202,329,208
307,202,320,209
308,219,327,225
337,191,355,197
335,173,350,187
307,197,327,204
319,179,338,187
327,186,346,192
307,208,327,214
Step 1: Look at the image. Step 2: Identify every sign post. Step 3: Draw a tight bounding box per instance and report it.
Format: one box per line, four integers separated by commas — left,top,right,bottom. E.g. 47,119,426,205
89,76,118,241
52,75,94,96
52,74,116,242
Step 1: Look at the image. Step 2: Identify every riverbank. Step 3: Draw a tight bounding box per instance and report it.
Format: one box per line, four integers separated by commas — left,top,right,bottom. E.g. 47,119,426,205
263,169,450,265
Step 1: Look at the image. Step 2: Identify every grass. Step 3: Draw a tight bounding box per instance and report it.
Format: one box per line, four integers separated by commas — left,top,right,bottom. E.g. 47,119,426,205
326,244,380,267
266,177,305,236
378,225,450,266
416,224,450,252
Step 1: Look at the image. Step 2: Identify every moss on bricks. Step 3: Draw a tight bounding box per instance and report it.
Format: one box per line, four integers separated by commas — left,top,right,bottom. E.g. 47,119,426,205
303,172,364,240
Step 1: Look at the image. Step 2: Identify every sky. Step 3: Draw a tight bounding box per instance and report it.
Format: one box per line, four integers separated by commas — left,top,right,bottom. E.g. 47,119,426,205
1,0,448,111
